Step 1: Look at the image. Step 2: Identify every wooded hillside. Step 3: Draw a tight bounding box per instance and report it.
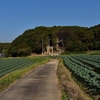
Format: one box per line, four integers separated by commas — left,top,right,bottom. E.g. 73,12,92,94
9,24,100,56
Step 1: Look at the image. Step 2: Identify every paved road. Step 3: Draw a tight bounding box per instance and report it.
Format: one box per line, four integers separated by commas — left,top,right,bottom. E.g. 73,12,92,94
0,59,61,100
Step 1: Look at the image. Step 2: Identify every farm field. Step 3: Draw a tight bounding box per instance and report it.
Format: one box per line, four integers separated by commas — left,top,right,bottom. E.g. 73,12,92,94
62,54,100,99
0,57,48,92
0,55,100,99
0,57,46,78
0,58,35,77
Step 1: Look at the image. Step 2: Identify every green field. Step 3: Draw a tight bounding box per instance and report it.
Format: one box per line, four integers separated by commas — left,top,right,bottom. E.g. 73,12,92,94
0,57,48,92
61,54,100,99
0,55,100,99
0,57,47,78
0,58,35,77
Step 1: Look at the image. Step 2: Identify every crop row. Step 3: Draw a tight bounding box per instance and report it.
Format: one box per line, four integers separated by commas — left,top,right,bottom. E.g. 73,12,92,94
76,54,100,63
71,55,100,69
0,58,35,77
62,55,100,92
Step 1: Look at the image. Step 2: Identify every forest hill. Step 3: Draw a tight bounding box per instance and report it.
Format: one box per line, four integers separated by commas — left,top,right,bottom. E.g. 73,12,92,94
2,24,100,57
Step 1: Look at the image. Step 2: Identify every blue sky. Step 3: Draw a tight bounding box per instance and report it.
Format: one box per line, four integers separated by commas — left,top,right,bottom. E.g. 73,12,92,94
0,0,100,42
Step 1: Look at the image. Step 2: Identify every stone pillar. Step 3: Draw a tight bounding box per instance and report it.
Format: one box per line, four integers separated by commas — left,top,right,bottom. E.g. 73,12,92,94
46,46,50,55
46,46,54,55
56,44,58,51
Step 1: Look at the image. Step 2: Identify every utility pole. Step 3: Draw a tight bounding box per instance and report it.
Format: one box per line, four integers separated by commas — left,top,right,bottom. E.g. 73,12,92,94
42,39,44,55
2,47,4,57
47,36,51,46
48,38,51,46
62,39,64,50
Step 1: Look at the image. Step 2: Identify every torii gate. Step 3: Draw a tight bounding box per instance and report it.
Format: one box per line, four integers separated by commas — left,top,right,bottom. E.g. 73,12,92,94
46,45,54,55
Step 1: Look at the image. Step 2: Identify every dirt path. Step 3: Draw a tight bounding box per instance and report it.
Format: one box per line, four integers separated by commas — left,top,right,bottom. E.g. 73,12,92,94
0,59,61,100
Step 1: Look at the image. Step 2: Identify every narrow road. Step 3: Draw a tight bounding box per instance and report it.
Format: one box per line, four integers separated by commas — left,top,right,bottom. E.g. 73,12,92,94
0,59,61,100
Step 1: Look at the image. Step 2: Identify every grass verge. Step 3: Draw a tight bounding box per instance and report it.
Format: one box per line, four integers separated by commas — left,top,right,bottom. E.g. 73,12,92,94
57,58,91,100
0,57,49,92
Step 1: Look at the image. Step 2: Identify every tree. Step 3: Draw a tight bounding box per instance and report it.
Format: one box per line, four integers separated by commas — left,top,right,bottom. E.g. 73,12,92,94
17,42,31,56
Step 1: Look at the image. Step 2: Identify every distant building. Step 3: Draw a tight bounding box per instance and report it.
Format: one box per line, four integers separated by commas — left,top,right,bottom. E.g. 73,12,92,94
0,53,5,57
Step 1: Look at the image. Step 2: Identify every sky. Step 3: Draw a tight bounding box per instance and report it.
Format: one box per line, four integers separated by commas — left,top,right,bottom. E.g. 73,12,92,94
0,0,100,42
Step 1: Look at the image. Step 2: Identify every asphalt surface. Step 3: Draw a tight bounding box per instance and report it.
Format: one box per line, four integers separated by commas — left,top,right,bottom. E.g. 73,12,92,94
0,59,61,100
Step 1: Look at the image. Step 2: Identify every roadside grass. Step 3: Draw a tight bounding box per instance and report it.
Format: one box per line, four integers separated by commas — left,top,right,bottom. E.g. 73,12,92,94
0,57,49,92
86,50,100,55
57,58,91,100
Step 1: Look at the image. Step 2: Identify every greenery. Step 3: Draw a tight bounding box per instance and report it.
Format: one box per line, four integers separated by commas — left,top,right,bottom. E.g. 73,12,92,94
62,55,100,99
0,58,35,77
0,57,49,92
57,58,90,100
0,43,11,52
5,24,100,57
89,50,100,55
0,43,11,57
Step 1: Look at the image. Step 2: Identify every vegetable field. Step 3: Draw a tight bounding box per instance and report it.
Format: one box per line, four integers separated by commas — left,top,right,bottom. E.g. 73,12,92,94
0,58,35,77
62,54,100,95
